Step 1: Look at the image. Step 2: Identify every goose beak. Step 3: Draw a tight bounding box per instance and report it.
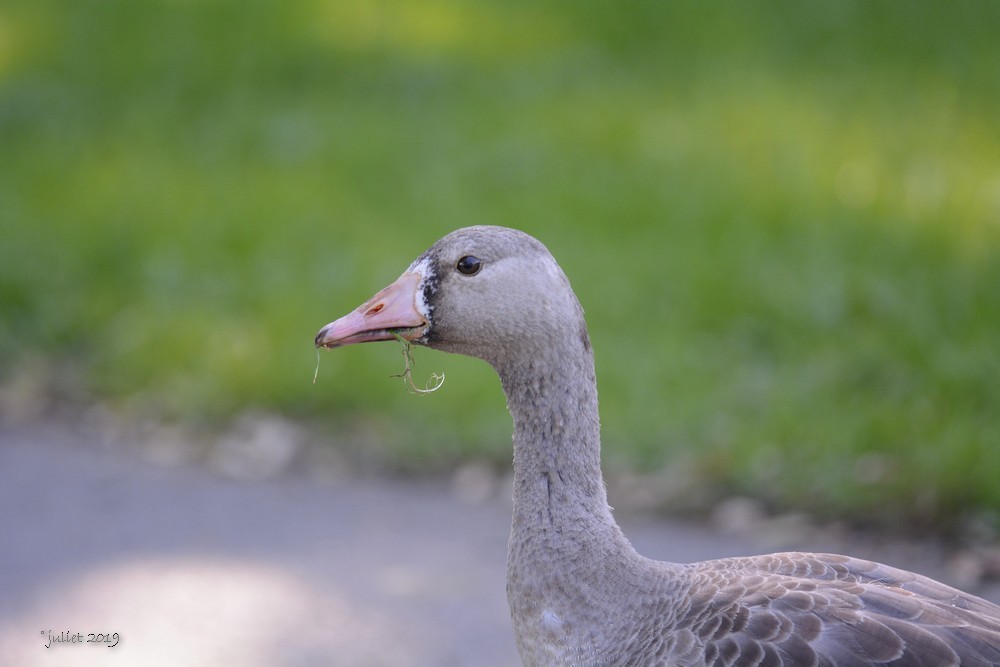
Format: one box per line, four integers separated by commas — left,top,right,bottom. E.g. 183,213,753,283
315,272,428,349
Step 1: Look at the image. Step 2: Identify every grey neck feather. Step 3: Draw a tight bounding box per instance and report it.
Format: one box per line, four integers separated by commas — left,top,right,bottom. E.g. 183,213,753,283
491,325,660,658
497,340,616,536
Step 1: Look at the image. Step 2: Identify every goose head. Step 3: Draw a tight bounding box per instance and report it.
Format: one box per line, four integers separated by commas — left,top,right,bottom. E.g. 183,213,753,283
315,226,589,367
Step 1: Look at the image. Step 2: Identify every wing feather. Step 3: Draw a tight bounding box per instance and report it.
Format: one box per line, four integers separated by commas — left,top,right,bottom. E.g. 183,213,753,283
675,552,1000,666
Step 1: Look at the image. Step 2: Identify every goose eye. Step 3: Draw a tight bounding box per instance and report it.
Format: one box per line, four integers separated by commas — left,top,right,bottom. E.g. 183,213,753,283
456,255,482,275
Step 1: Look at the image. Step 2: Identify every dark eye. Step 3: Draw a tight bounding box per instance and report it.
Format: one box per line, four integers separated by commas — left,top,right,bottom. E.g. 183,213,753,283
456,255,482,275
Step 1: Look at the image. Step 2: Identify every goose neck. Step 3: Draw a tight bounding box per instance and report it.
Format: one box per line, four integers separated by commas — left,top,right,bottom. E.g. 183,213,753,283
496,346,615,534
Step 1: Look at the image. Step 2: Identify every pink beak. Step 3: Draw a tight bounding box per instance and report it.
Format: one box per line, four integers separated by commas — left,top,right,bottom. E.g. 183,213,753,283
315,272,428,349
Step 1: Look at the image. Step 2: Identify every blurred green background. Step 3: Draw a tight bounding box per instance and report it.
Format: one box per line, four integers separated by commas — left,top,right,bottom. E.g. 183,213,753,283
2,0,999,530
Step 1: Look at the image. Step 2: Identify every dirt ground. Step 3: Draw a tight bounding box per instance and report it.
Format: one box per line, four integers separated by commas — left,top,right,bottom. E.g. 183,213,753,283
1,423,997,667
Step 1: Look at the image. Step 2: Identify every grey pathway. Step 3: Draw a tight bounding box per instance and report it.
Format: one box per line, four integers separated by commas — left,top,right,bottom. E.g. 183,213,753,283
1,426,996,666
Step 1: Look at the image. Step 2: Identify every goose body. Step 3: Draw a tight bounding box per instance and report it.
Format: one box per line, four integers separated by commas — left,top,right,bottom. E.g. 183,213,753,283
316,226,1000,666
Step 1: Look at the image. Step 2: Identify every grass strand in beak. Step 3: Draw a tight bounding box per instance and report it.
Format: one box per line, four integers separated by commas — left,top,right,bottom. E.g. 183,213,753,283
391,331,445,394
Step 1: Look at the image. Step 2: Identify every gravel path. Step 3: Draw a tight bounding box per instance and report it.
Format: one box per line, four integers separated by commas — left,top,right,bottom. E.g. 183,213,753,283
1,425,997,666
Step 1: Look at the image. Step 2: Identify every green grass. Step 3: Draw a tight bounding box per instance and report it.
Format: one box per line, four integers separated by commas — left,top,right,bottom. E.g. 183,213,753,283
2,0,999,530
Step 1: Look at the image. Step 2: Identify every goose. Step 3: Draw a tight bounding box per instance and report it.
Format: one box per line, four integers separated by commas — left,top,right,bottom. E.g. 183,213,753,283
315,226,1000,666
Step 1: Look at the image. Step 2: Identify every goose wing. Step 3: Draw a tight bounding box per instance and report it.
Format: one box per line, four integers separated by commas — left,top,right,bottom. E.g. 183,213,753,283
669,552,1000,666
